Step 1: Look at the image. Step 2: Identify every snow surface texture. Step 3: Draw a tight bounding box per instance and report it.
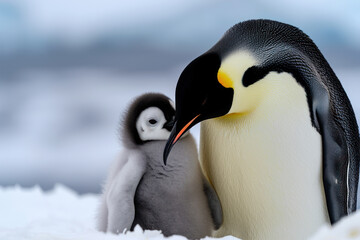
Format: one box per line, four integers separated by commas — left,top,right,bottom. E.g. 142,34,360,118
0,184,359,240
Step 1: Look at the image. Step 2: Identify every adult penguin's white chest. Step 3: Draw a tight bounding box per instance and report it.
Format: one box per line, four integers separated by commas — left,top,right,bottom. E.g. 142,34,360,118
200,72,329,240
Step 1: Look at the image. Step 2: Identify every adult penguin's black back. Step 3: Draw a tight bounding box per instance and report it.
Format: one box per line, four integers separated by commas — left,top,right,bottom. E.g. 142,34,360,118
165,19,360,228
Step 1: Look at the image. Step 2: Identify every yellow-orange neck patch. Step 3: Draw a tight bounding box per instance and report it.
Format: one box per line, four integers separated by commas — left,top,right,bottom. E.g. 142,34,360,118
217,70,233,88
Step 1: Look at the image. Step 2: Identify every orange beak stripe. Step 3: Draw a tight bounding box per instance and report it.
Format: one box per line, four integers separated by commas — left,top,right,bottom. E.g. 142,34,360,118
173,114,200,144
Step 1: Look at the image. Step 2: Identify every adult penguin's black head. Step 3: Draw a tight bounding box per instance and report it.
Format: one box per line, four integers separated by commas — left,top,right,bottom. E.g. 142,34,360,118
164,52,235,151
163,19,345,163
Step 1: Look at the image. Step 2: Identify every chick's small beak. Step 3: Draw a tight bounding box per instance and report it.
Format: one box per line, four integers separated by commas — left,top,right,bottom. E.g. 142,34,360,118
163,118,175,131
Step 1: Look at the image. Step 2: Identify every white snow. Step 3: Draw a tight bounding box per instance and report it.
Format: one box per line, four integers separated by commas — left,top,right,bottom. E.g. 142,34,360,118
309,212,360,240
0,184,359,240
0,184,230,240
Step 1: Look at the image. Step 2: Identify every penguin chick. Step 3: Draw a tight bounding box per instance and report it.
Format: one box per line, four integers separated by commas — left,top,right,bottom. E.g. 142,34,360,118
96,93,222,239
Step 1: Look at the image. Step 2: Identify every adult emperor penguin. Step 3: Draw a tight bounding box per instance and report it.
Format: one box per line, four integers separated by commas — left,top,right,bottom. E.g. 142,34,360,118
163,19,360,240
97,93,222,239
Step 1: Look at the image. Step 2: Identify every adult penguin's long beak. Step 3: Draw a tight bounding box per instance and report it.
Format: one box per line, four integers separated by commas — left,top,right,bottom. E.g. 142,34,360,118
162,52,233,165
163,115,200,165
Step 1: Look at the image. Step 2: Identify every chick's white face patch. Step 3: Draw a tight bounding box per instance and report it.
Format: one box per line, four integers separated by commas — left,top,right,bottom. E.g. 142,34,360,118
136,107,171,141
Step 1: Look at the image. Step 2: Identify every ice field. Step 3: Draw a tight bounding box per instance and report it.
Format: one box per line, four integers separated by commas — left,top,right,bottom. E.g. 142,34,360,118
0,184,359,240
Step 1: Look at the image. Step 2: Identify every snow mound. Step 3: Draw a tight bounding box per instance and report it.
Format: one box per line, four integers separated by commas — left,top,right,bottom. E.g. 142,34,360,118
0,184,359,240
309,211,360,240
0,184,235,240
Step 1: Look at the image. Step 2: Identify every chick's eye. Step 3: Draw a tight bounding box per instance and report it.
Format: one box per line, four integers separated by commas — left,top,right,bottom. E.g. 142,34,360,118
148,119,157,125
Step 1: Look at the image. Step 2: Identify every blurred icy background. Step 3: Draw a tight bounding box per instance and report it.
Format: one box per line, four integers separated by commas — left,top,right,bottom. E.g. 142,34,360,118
0,0,359,194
